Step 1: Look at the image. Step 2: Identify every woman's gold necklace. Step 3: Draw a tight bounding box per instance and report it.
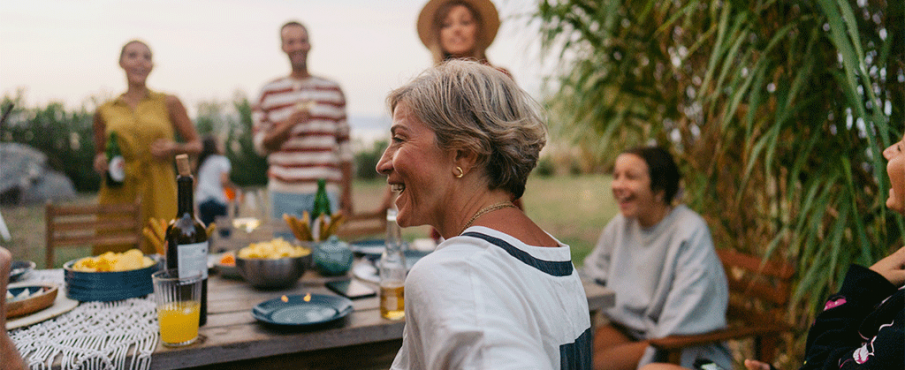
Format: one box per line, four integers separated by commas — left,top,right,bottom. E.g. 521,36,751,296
459,201,516,235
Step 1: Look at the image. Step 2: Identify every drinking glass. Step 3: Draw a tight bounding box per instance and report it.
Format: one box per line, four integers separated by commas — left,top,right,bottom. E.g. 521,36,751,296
152,269,202,347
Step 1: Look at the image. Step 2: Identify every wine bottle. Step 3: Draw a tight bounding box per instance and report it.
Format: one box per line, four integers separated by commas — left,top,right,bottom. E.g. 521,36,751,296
166,154,209,326
311,178,331,241
379,208,406,320
105,131,125,188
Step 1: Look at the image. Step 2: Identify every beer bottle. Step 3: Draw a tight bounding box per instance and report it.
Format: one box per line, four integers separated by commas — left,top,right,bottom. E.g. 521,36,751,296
311,178,331,241
379,208,406,320
105,131,125,188
166,154,209,326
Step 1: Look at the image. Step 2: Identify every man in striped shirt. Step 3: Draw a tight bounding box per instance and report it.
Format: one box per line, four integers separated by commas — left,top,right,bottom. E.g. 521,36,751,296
252,21,353,219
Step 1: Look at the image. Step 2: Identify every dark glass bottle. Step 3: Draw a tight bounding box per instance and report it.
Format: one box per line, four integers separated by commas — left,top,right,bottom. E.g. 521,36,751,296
311,178,332,240
105,131,124,188
165,154,209,326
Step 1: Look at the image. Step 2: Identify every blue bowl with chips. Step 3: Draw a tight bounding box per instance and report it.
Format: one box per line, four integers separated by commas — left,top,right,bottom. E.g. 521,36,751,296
63,255,162,302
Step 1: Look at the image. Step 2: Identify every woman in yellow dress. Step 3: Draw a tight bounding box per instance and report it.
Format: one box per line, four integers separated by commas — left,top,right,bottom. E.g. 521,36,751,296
92,39,201,255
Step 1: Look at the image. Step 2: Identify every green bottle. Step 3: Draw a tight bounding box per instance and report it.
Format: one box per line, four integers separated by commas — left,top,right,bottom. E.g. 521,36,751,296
311,179,332,241
105,131,125,188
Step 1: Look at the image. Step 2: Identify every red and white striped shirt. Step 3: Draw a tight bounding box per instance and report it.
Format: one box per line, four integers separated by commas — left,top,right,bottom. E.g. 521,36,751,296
252,76,352,195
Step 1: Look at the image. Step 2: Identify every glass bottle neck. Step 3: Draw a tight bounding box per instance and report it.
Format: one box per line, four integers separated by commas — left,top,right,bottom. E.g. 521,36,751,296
386,209,402,252
177,176,194,216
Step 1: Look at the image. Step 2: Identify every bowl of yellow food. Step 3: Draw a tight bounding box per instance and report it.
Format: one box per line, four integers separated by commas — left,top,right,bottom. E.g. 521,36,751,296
236,238,312,289
63,249,161,301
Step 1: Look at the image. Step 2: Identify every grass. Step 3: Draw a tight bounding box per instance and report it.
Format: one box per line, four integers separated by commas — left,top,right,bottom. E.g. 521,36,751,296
1,174,616,268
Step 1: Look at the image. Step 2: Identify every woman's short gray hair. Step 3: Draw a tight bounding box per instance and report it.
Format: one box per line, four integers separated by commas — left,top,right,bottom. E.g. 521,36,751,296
387,60,547,198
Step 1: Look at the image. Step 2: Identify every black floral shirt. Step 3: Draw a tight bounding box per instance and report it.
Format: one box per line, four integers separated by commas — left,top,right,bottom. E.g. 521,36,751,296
801,265,903,369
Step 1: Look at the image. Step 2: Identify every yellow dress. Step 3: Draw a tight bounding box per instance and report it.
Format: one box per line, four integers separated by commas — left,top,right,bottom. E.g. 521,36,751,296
96,91,177,255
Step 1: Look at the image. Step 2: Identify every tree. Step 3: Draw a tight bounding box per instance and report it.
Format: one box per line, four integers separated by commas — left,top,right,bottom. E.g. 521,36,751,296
536,0,903,361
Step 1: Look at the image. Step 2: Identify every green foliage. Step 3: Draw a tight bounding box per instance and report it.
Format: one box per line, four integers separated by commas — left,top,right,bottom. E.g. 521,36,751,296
355,140,388,180
223,96,267,186
535,156,555,177
1,94,101,192
191,95,269,187
537,0,903,363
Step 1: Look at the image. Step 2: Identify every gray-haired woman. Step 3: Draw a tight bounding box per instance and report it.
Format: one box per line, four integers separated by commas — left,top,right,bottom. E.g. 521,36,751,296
377,60,591,369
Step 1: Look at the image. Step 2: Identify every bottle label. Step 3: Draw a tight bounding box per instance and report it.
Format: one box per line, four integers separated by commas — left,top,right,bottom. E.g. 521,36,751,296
311,215,331,242
176,241,209,279
108,155,125,182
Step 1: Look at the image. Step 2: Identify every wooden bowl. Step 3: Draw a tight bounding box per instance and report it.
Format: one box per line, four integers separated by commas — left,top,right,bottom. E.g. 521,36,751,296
6,282,58,318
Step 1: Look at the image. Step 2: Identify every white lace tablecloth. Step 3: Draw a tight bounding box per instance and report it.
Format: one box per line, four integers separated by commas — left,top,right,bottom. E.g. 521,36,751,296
10,270,159,370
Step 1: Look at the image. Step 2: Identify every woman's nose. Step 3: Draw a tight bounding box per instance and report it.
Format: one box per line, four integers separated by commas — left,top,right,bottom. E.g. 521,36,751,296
376,150,392,175
884,142,900,161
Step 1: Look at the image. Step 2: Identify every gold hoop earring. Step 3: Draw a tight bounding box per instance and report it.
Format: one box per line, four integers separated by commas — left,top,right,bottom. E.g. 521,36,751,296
455,167,464,178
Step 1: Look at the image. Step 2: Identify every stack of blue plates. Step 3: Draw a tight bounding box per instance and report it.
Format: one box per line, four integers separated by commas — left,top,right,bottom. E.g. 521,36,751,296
63,256,161,302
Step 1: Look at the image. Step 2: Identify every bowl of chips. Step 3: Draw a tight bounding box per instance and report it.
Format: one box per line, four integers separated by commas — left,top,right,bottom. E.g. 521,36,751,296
236,238,313,289
63,249,161,301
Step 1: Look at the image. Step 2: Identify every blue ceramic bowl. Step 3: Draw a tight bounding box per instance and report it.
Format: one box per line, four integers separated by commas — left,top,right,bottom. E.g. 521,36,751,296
63,255,162,302
9,260,35,282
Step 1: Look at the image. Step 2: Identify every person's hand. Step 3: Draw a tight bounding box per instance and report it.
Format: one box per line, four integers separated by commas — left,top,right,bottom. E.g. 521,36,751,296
1,246,28,370
341,192,354,216
150,139,178,160
744,359,774,370
93,153,108,174
1,247,11,324
287,107,311,126
869,245,905,286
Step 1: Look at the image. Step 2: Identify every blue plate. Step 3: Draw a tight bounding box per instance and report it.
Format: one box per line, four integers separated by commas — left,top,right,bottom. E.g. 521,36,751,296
252,294,353,327
353,249,432,283
9,261,35,282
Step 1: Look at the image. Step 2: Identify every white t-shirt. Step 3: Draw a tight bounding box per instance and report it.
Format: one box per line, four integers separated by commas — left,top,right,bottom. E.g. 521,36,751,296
391,226,592,370
195,155,230,204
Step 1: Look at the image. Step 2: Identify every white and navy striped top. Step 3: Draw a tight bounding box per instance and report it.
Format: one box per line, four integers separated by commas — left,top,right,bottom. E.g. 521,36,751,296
391,226,592,369
252,76,352,195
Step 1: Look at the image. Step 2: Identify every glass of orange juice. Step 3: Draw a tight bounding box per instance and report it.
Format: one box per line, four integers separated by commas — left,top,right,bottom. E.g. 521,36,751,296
152,270,202,347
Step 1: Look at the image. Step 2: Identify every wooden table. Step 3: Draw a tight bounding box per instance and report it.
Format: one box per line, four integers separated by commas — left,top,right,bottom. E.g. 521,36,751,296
30,223,608,369
150,268,614,370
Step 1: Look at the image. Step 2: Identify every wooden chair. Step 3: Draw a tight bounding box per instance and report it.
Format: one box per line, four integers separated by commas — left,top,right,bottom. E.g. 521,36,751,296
45,201,142,268
648,249,796,365
335,210,387,241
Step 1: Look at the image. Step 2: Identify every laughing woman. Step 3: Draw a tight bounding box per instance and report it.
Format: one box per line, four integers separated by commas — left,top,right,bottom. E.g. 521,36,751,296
92,40,201,255
378,60,591,369
583,146,731,370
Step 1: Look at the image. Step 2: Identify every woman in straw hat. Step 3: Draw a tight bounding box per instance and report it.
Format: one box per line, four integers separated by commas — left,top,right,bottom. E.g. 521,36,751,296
397,0,521,234
417,0,508,74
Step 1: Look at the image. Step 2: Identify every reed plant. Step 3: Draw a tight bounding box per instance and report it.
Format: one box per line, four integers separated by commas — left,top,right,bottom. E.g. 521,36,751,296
536,0,903,364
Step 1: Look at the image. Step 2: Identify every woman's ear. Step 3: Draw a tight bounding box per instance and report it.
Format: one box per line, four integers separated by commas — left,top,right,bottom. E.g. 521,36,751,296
454,149,479,175
654,189,666,203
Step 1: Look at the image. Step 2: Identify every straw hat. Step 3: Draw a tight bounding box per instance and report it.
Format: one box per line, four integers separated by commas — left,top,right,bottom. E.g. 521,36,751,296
417,0,500,51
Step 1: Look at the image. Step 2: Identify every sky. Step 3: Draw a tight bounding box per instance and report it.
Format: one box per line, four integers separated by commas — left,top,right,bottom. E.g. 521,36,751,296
0,0,554,128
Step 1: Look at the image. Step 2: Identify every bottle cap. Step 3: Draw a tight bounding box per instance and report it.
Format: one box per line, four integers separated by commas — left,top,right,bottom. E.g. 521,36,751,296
176,154,191,176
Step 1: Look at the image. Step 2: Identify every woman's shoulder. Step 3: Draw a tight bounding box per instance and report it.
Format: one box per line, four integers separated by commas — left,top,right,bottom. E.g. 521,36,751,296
669,205,709,228
156,92,184,107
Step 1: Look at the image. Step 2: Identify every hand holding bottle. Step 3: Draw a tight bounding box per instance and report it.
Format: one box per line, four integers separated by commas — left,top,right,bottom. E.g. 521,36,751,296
93,153,108,174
